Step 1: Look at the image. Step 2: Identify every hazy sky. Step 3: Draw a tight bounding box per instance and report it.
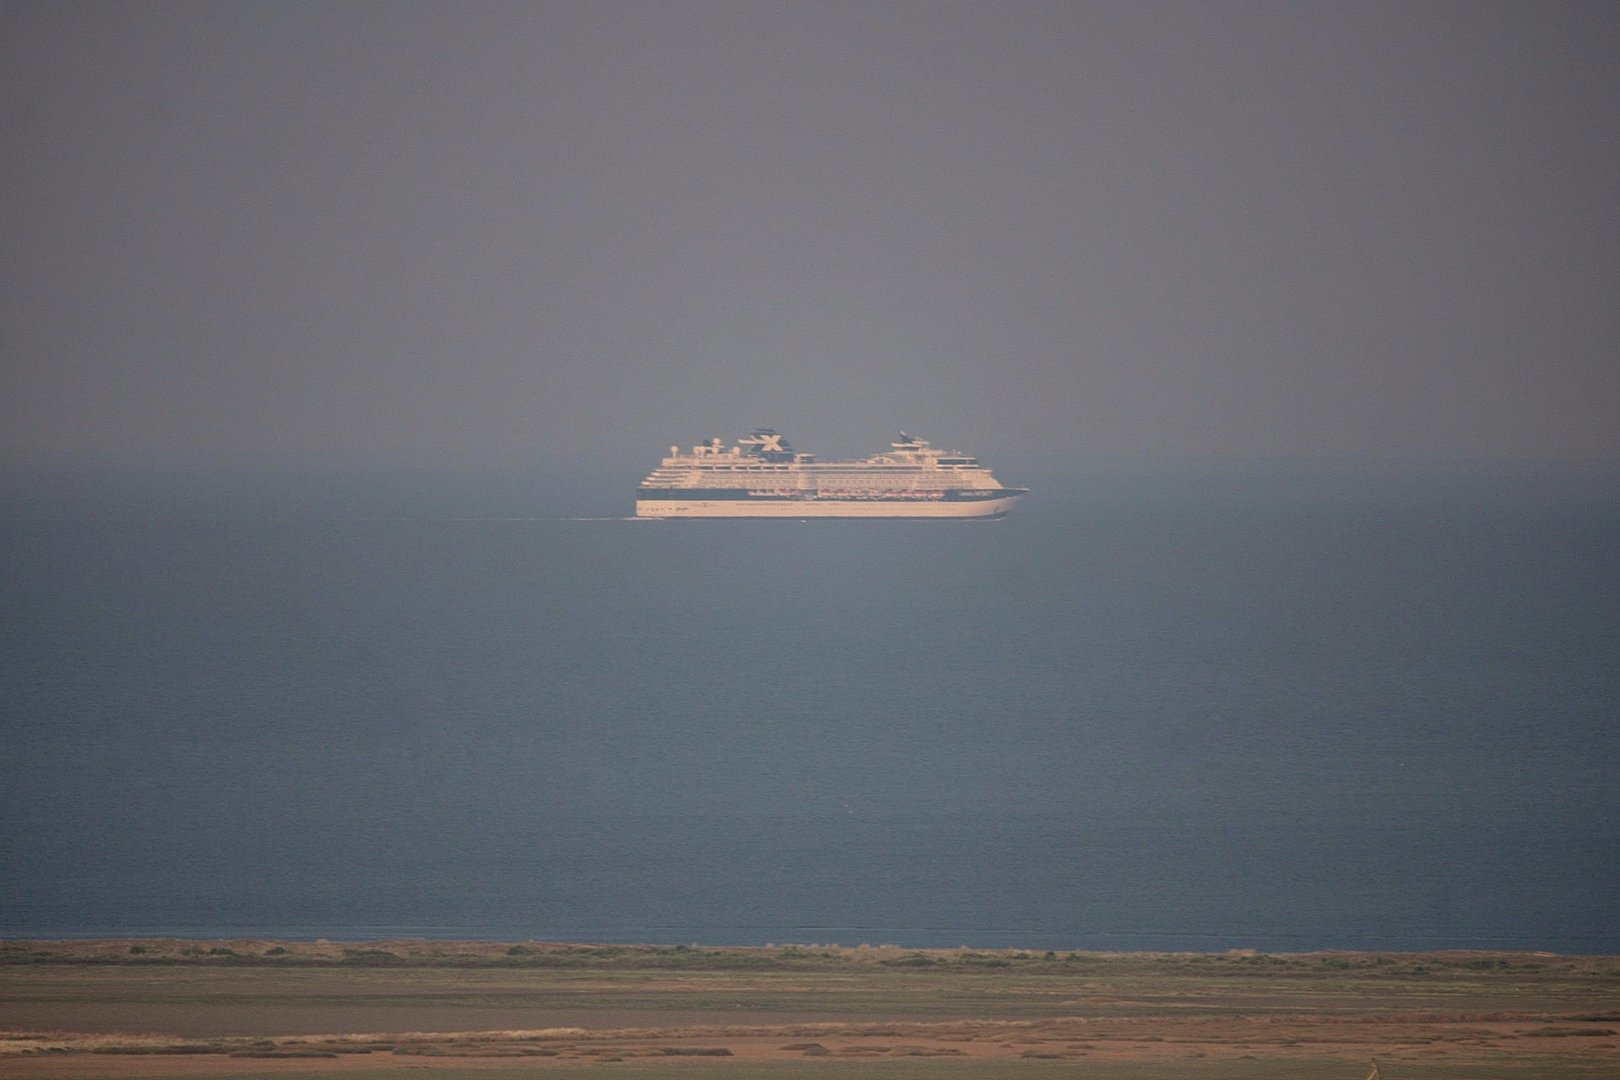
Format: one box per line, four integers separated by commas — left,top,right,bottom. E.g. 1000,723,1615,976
4,1,1617,469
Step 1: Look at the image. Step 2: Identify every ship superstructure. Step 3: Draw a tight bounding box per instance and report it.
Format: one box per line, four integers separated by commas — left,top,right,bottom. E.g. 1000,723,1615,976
636,430,1027,518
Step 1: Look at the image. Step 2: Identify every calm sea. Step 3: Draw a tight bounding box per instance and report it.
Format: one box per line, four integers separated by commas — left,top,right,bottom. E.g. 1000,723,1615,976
3,463,1616,952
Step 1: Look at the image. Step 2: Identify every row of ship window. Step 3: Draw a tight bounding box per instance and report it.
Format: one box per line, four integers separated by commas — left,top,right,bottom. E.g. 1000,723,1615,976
695,464,979,471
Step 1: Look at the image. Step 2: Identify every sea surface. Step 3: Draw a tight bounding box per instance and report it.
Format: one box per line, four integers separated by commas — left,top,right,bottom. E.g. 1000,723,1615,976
3,463,1617,952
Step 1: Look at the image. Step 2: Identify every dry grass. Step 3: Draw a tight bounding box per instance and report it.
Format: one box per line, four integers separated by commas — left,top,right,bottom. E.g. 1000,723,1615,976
3,940,1617,1077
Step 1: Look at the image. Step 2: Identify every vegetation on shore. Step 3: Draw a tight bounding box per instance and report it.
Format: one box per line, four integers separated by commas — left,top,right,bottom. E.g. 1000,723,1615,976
3,941,1617,1077
4,937,1616,978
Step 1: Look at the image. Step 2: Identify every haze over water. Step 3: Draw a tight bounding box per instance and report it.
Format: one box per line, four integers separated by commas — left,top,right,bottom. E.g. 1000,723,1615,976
4,3,1618,954
4,464,1615,952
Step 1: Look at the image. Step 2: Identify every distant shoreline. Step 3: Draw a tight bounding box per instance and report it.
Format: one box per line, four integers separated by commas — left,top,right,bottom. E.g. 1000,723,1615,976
5,937,1612,966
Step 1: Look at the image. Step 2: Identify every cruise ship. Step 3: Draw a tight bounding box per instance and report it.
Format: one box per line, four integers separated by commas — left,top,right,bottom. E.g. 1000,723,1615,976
636,430,1028,518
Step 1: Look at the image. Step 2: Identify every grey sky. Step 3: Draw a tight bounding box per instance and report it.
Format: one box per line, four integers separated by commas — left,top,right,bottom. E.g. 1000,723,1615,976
4,1,1617,469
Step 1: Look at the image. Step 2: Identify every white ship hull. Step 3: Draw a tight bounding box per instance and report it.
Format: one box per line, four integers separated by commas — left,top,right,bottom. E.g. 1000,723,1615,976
636,494,1023,519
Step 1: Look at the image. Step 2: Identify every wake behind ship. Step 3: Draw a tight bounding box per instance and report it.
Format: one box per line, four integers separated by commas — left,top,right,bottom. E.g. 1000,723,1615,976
636,430,1028,518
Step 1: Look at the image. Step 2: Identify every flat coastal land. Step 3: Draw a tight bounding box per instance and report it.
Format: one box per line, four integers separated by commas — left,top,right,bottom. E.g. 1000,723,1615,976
2,940,1617,1079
